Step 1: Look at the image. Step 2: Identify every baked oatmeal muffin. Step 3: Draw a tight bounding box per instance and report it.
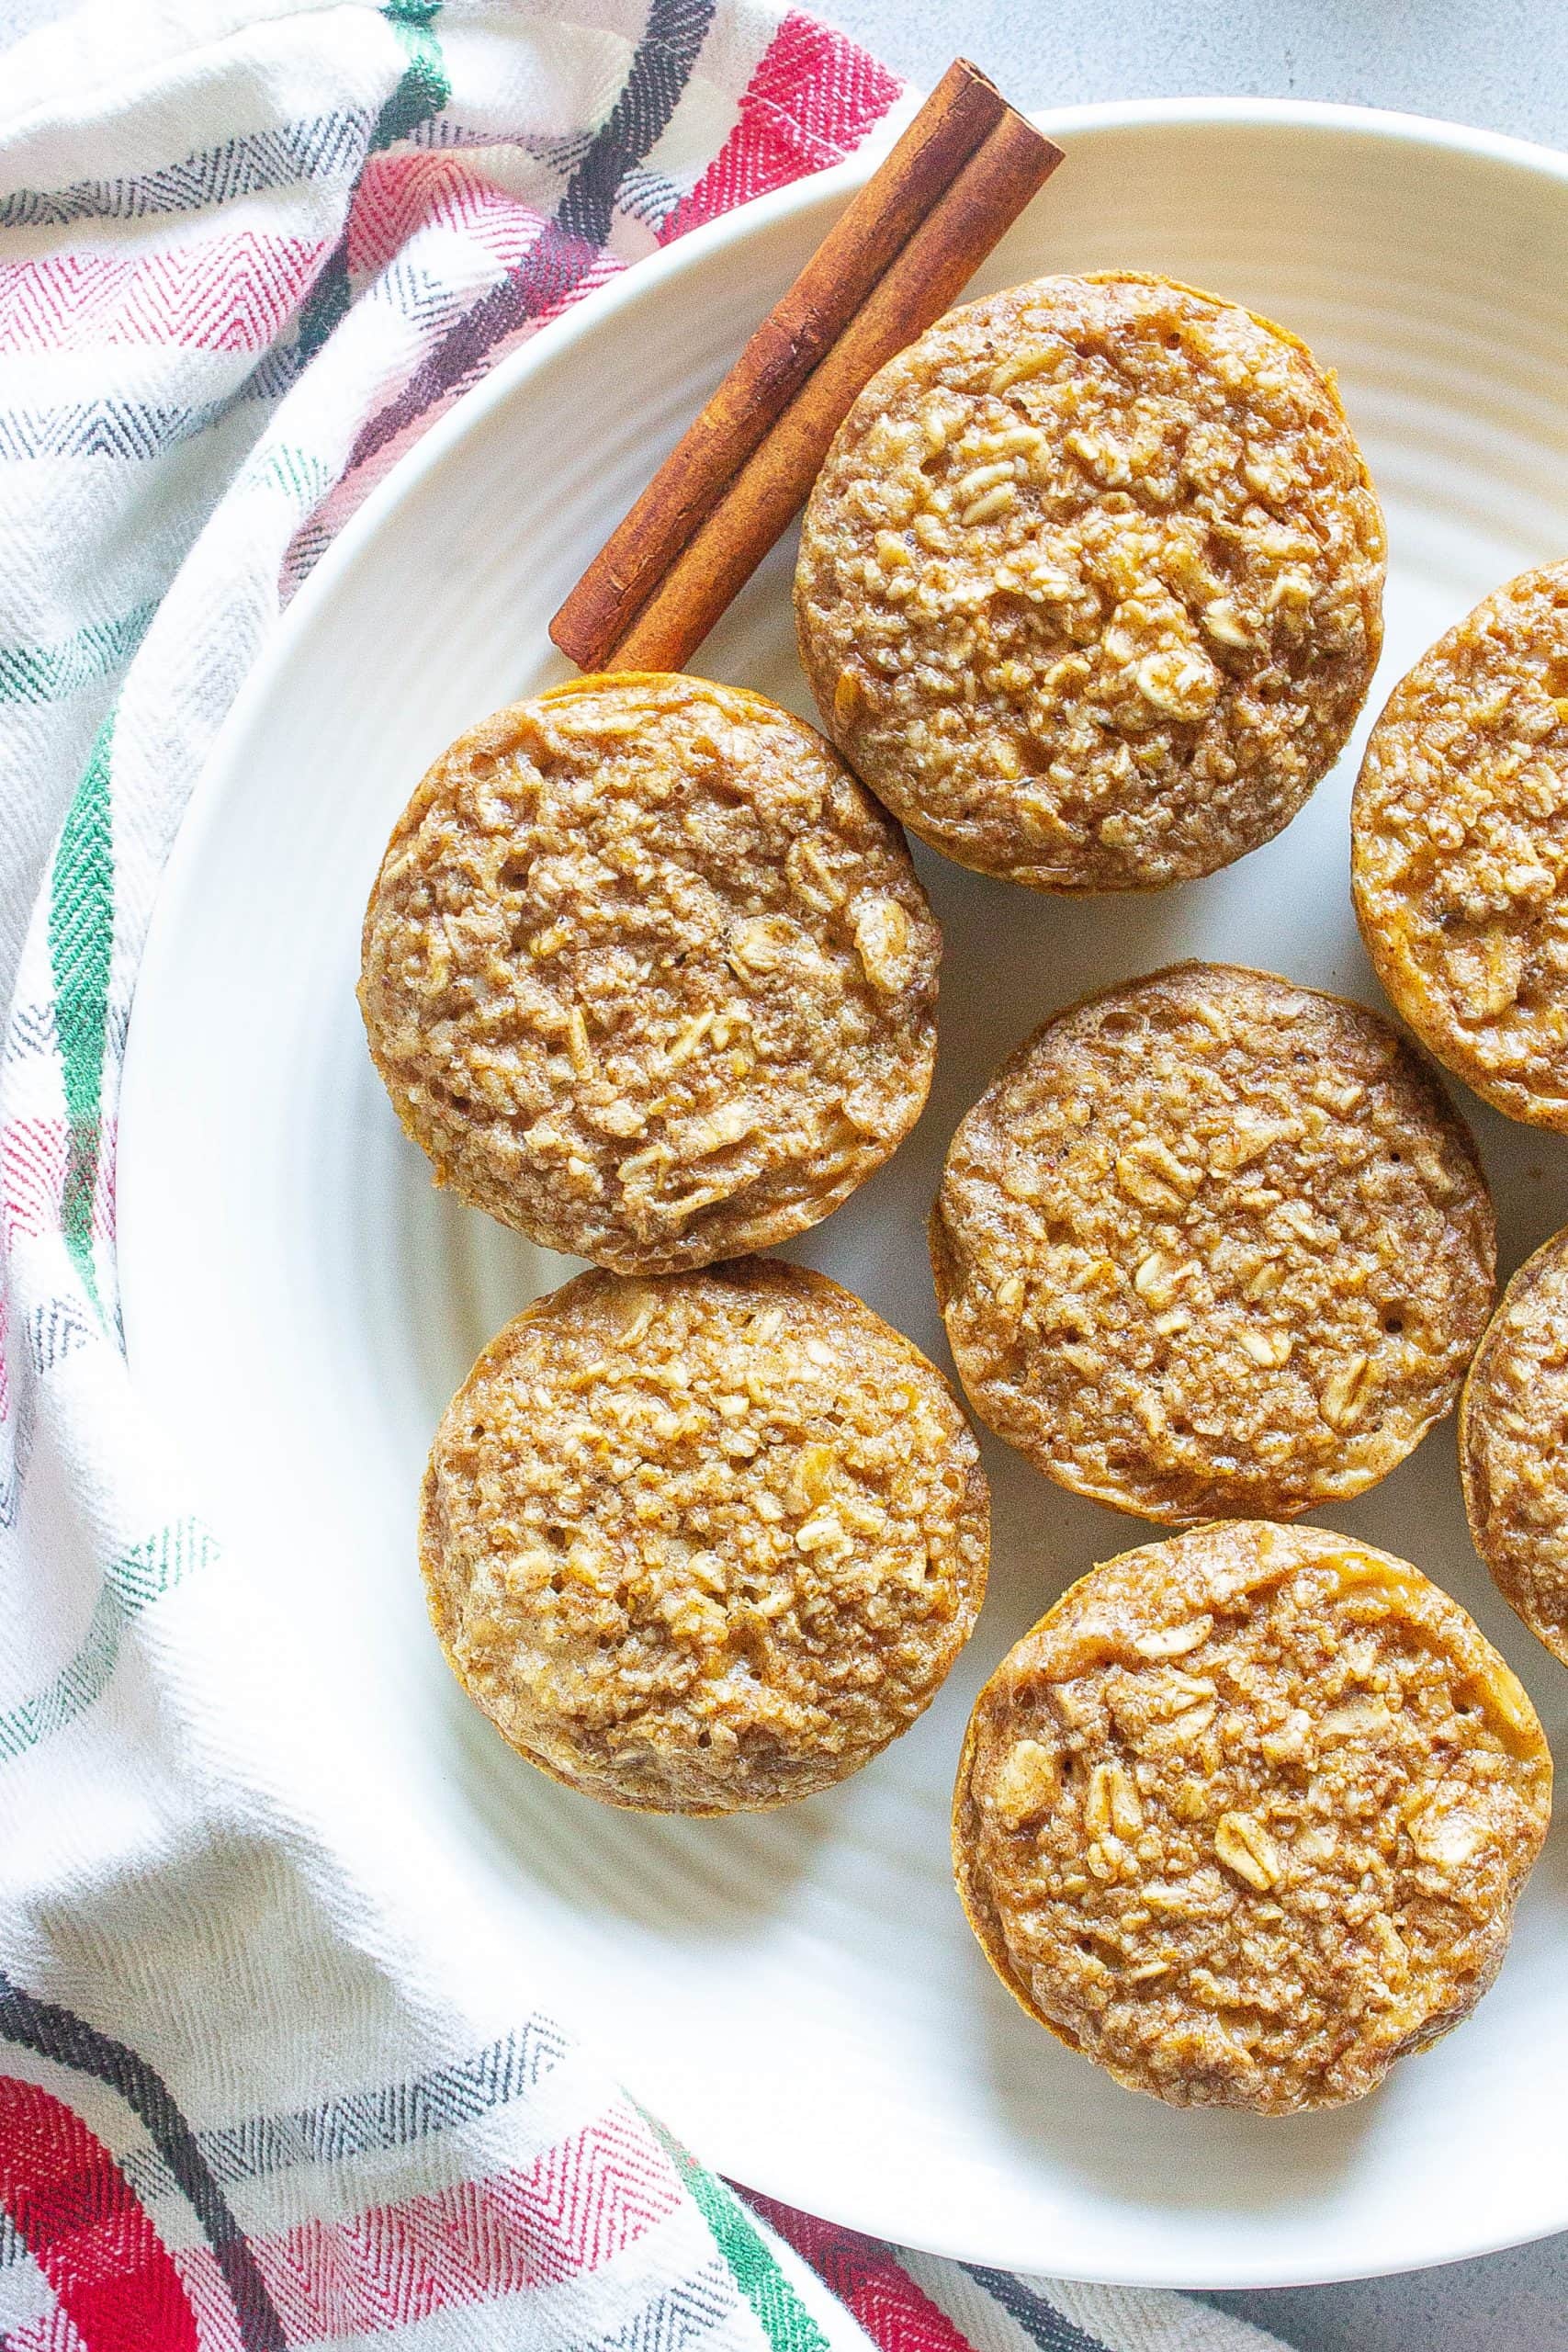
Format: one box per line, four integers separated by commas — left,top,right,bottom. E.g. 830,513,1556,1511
795,271,1385,892
1353,560,1568,1130
421,1258,988,1814
360,673,941,1274
953,1520,1551,2112
1461,1224,1568,1665
931,963,1495,1522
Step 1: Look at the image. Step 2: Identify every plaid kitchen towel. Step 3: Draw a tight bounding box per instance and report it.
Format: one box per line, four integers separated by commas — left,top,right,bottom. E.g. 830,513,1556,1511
0,5,1292,2347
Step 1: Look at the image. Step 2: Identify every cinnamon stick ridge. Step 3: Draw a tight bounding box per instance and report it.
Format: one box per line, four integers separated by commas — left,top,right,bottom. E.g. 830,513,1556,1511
549,62,1062,676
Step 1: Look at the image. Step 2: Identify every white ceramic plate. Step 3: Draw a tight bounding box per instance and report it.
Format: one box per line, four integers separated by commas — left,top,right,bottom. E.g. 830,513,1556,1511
120,101,1568,2289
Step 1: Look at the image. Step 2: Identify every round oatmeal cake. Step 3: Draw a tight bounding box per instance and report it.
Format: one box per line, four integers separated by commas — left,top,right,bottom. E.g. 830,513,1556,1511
953,1519,1551,2112
359,673,941,1274
1461,1224,1568,1666
931,962,1495,1522
421,1258,988,1814
795,271,1386,892
1353,560,1568,1130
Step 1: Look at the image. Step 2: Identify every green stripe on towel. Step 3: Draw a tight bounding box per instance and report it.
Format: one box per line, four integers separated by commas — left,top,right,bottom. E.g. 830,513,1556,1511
646,2116,833,2352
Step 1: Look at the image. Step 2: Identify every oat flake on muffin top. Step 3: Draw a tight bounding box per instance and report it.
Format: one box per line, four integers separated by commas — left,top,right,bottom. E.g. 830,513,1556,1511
795,271,1385,892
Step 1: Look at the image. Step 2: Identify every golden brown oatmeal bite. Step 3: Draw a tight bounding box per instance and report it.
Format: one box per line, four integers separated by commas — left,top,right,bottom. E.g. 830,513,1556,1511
795,272,1385,892
420,1258,988,1814
1461,1224,1568,1666
953,1520,1551,2113
359,673,941,1274
1352,560,1568,1130
931,963,1495,1523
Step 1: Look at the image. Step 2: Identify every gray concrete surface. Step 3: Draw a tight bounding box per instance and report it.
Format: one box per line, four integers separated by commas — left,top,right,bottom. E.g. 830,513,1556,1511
832,0,1568,150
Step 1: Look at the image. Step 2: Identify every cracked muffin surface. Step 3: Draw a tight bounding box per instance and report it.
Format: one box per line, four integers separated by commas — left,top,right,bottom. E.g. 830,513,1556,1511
1353,560,1568,1130
931,962,1495,1523
953,1520,1551,2112
421,1259,989,1814
1461,1225,1568,1666
795,271,1385,892
359,673,940,1273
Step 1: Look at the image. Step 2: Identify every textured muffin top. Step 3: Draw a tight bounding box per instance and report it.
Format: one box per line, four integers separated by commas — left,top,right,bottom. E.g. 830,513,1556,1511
1461,1225,1568,1665
931,963,1495,1522
1353,560,1568,1130
421,1259,988,1815
953,1520,1551,2112
795,272,1385,892
359,673,941,1273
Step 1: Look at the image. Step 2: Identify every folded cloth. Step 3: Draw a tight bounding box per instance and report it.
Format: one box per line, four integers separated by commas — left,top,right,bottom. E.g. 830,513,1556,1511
0,6,1291,2346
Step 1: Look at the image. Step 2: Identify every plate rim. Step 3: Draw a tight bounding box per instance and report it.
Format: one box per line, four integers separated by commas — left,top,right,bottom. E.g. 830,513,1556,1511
119,96,1568,2291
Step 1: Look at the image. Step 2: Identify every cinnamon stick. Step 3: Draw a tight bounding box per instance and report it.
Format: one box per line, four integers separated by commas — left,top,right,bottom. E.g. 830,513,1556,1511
549,62,1062,675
